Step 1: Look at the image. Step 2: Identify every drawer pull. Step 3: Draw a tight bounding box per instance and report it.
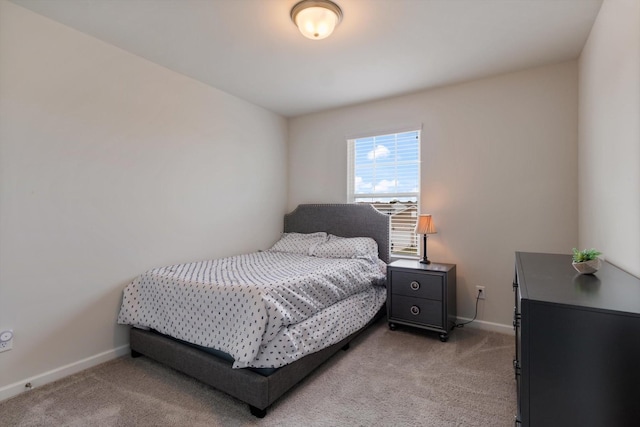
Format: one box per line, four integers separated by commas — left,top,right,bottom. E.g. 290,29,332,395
410,281,420,291
513,359,521,377
410,305,420,315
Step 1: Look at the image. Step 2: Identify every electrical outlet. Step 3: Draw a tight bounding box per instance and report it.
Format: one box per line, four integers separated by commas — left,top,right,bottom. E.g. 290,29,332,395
475,286,486,300
0,330,14,353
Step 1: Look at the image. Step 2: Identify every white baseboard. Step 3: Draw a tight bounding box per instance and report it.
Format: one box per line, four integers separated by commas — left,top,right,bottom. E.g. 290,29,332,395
455,317,514,335
0,345,130,403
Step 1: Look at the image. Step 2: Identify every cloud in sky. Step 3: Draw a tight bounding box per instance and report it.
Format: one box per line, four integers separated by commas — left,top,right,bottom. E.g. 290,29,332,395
367,145,390,160
356,177,403,193
355,176,373,192
374,179,398,192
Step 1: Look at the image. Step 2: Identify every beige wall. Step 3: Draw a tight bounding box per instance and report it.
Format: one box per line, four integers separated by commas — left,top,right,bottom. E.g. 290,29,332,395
0,1,287,397
578,0,640,277
289,62,579,328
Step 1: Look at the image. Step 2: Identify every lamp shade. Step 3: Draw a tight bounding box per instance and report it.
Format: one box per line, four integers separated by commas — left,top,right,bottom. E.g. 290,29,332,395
415,214,436,235
291,0,343,40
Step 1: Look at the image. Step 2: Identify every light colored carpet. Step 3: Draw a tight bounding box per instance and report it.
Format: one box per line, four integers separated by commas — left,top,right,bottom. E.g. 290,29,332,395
0,319,516,426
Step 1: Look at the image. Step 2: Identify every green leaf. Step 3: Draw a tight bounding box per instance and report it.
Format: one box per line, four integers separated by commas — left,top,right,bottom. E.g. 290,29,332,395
572,248,601,262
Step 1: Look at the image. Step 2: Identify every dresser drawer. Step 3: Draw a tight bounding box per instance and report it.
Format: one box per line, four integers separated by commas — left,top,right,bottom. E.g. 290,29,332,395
391,271,443,300
390,295,443,327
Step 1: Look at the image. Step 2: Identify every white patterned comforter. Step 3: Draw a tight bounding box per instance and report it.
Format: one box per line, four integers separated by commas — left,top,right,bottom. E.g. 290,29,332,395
117,251,386,368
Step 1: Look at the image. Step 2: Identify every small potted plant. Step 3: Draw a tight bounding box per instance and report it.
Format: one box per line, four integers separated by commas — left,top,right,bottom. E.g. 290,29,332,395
572,248,602,274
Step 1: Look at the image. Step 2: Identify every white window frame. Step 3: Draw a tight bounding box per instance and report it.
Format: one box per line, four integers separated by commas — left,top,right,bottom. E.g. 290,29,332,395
347,129,421,258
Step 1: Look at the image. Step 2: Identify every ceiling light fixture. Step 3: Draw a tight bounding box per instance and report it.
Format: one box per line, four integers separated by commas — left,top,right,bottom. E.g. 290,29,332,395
290,0,343,40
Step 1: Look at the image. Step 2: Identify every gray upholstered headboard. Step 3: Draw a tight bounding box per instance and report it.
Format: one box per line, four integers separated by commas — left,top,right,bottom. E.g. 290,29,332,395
284,204,390,264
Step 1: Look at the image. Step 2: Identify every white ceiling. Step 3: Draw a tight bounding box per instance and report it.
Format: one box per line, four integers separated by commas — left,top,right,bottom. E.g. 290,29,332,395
12,0,603,118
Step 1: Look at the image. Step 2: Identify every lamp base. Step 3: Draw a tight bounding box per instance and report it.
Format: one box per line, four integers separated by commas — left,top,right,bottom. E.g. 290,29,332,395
420,234,431,265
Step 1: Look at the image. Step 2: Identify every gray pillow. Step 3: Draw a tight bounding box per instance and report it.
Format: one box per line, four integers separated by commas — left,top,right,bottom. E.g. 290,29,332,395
312,234,379,259
268,232,328,255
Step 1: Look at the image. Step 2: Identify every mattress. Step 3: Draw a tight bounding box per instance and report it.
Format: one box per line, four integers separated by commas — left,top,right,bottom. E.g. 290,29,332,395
118,250,386,369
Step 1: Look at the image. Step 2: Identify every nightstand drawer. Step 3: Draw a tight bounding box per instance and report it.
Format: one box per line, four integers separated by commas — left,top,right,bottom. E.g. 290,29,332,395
390,295,443,327
391,271,443,300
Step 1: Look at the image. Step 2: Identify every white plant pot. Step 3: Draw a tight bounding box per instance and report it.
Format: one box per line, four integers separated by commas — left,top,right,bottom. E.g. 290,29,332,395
572,258,602,275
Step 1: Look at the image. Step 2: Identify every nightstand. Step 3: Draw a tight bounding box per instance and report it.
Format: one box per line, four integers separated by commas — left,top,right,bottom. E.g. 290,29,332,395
386,259,457,342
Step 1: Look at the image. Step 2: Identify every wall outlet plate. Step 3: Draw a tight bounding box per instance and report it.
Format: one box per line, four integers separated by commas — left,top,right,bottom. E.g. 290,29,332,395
476,286,486,300
0,330,14,352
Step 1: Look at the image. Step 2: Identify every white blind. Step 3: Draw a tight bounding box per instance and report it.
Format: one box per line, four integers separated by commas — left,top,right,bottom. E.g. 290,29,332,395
347,130,420,257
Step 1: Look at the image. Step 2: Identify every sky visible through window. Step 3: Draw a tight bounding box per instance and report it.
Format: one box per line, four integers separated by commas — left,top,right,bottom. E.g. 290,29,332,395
353,130,420,202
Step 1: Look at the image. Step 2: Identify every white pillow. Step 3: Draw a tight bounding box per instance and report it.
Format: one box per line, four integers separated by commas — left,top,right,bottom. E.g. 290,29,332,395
312,234,379,259
268,232,328,255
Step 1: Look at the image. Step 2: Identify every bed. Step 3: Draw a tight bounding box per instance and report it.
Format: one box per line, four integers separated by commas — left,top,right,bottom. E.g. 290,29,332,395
119,204,390,417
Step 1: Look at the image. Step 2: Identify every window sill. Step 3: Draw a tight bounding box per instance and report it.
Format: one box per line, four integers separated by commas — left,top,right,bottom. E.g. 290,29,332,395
389,255,421,263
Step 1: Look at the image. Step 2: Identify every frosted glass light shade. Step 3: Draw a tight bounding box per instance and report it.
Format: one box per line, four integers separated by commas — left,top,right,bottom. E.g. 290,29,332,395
291,0,343,40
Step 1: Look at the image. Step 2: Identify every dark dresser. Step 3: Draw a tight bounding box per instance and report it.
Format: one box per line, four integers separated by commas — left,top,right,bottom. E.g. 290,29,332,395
513,252,640,427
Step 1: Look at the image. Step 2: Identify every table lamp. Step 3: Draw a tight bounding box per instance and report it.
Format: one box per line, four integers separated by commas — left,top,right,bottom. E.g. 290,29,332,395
415,214,436,264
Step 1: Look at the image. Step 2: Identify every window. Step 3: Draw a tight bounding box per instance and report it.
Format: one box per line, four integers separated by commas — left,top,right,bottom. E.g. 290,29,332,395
347,130,420,257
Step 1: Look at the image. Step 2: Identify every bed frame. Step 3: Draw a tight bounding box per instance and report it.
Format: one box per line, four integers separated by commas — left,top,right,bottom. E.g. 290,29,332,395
128,204,389,417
